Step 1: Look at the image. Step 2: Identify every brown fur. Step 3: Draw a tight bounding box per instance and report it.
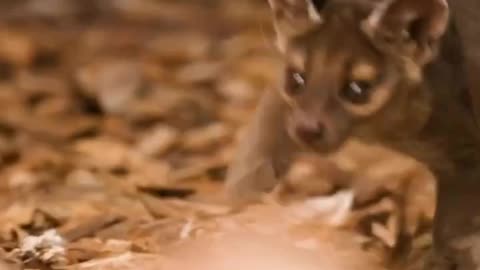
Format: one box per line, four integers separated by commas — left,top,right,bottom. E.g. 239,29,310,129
225,0,480,269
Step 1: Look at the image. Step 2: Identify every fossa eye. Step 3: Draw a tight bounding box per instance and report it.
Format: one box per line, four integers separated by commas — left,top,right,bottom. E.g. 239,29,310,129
340,80,372,105
285,68,306,96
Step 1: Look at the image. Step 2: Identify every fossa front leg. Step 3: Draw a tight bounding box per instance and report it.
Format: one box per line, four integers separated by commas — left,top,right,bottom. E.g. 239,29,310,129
396,119,480,269
428,170,480,270
225,88,299,204
387,138,480,270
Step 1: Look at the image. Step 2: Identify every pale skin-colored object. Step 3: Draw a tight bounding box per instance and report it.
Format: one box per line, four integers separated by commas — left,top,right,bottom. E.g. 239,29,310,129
225,0,480,269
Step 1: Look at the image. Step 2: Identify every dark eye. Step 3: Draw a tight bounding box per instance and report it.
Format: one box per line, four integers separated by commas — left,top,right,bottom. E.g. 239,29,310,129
340,80,372,105
285,68,306,96
311,0,327,11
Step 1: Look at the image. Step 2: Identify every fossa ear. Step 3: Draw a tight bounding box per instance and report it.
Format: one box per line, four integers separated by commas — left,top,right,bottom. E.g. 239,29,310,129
268,0,327,52
363,0,449,65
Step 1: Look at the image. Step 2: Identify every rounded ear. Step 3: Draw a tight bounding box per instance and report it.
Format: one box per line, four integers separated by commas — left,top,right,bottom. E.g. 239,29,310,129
268,0,326,52
363,0,449,65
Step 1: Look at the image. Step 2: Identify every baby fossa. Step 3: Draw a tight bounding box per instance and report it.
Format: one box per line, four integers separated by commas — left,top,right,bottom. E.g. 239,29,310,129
225,0,480,269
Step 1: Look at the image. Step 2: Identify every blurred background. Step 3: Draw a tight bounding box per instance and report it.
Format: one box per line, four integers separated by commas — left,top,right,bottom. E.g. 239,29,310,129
0,1,436,269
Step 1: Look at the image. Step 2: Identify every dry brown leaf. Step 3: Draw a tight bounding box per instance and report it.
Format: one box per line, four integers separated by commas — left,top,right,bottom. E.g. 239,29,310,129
76,60,144,115
181,123,231,152
73,138,131,170
135,125,179,157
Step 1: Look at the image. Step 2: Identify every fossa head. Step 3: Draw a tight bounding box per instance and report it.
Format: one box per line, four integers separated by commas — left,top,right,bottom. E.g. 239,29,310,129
269,0,449,152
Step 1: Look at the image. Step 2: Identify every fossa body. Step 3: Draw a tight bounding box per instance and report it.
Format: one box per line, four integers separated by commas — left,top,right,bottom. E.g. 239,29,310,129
225,0,480,269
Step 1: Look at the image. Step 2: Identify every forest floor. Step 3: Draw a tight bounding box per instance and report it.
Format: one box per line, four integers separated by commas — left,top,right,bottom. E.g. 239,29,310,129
0,1,436,269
